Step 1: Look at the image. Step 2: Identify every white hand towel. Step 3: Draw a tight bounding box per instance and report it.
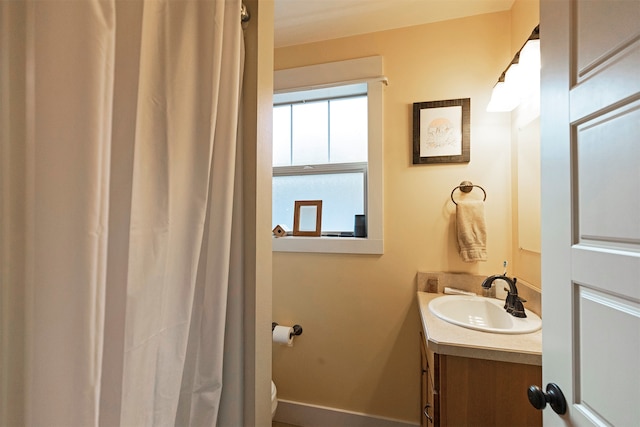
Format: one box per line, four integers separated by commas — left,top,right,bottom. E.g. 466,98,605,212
456,200,487,262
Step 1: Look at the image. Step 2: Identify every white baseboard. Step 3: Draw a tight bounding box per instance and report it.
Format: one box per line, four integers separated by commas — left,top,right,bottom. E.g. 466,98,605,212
274,399,419,427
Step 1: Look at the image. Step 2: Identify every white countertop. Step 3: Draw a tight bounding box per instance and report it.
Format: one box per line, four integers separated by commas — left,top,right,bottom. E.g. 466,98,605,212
417,291,542,366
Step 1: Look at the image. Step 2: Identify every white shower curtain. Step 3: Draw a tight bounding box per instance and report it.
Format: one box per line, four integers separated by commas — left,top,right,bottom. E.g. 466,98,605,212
2,0,246,425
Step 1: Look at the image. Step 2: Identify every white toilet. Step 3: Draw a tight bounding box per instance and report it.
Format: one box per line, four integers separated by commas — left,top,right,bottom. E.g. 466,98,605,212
271,381,278,419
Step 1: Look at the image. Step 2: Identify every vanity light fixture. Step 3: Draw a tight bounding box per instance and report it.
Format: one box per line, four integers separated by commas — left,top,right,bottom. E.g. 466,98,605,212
487,26,540,112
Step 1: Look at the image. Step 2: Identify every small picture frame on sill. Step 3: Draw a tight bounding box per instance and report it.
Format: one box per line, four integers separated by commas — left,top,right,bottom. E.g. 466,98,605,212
293,200,322,237
412,98,470,164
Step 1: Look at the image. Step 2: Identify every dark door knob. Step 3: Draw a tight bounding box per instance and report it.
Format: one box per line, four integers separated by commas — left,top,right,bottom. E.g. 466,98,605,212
528,383,567,415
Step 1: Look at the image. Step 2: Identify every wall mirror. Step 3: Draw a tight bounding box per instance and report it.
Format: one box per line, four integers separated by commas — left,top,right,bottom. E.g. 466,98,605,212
487,24,541,256
293,200,323,236
507,25,542,287
517,117,541,253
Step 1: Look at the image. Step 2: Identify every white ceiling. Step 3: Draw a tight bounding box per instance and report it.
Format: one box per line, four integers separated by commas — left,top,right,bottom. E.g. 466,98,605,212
274,0,515,48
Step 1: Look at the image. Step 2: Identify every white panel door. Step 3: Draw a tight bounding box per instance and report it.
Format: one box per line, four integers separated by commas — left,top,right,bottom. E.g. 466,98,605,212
540,0,640,425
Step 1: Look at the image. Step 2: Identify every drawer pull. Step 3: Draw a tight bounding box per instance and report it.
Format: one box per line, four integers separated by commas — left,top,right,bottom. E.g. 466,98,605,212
423,404,433,422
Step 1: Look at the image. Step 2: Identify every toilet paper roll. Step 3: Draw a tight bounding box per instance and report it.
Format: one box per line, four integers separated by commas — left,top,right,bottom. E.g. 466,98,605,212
272,325,294,347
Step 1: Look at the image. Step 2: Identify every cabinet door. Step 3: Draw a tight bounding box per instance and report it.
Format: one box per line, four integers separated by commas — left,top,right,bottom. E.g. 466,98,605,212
419,332,436,426
430,351,440,426
440,355,541,426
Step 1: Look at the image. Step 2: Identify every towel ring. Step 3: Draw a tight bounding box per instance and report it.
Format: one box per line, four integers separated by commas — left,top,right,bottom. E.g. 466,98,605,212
451,181,486,205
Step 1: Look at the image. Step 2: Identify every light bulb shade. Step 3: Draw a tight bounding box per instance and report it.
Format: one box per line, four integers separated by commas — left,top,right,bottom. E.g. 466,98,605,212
486,81,520,112
518,39,541,99
487,38,541,113
504,62,524,99
519,39,540,69
487,26,540,114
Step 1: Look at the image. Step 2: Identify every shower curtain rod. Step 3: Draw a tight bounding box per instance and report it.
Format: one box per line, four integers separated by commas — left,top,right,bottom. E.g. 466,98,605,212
241,3,250,23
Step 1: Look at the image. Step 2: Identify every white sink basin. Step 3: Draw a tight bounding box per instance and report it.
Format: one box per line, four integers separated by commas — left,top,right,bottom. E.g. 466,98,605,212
428,295,541,334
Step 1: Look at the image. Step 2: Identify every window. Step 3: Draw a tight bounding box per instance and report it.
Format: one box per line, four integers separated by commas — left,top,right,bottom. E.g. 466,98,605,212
272,57,385,254
273,84,367,234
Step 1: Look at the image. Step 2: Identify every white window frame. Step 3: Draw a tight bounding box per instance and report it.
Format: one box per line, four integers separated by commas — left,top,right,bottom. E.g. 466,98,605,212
272,56,385,254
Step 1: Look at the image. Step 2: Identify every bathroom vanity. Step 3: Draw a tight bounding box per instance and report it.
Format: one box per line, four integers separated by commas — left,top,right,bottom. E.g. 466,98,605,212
417,291,542,427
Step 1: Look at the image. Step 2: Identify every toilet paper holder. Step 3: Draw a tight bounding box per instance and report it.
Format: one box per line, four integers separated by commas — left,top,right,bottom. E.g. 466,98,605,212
272,322,303,338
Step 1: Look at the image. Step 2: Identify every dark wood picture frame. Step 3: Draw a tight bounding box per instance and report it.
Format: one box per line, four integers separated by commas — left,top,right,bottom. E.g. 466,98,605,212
293,200,323,237
412,98,470,164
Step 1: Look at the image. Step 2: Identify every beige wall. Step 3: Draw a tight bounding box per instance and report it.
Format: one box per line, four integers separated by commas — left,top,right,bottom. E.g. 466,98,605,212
273,4,537,423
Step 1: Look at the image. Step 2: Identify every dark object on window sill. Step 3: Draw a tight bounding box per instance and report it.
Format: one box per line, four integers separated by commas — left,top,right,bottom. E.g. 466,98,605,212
354,214,367,237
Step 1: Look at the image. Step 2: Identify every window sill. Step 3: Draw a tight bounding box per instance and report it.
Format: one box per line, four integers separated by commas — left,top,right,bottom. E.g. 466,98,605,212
272,236,383,255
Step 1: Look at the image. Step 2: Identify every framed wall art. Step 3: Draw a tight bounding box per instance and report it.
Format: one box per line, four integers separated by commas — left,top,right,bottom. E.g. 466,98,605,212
412,98,470,164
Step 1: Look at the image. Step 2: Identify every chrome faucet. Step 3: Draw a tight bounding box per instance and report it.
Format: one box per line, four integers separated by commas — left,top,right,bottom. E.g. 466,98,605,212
481,275,527,318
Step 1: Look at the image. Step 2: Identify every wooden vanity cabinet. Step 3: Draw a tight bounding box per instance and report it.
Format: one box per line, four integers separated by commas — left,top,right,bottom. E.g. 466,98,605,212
419,332,542,427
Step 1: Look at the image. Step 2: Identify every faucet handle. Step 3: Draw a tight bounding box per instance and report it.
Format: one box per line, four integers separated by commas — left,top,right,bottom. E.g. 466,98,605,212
504,293,516,311
511,297,527,318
